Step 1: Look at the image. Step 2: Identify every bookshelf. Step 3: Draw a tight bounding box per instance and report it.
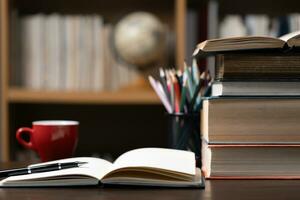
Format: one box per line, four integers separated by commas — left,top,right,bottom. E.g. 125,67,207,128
0,0,189,161
8,88,159,104
1,0,10,162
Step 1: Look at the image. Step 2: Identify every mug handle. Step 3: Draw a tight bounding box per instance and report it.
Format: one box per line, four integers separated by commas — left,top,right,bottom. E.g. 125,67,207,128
16,127,35,150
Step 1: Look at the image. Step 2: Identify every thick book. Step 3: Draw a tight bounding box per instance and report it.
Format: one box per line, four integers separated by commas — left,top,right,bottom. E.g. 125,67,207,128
214,53,300,81
193,31,300,57
201,97,300,143
211,81,300,96
202,143,300,179
0,148,204,188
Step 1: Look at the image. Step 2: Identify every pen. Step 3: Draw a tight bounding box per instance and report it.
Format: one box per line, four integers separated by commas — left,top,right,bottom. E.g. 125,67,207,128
0,161,87,178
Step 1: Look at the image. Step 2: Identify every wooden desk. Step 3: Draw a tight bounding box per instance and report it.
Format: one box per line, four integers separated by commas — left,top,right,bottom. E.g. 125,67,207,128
0,180,300,200
0,163,300,200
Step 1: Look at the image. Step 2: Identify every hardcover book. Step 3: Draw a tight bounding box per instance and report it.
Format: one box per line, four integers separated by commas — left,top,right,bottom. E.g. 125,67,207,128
211,81,300,96
201,97,300,143
202,143,300,179
214,53,300,81
193,31,300,57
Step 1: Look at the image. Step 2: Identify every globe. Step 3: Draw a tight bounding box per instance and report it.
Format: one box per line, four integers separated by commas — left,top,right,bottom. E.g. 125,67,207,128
113,12,166,67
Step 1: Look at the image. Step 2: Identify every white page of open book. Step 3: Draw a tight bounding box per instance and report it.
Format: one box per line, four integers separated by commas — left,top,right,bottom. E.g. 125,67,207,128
112,148,196,175
279,30,300,42
0,157,113,184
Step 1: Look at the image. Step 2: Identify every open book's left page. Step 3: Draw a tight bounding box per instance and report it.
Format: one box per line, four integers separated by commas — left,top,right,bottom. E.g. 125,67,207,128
0,157,113,187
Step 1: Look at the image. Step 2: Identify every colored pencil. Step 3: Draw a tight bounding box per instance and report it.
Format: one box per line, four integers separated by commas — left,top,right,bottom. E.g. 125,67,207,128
148,76,172,113
179,73,188,113
149,61,211,114
159,68,169,99
171,72,181,113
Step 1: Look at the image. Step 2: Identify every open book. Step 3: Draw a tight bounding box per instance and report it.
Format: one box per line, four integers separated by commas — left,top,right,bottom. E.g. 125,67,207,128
0,148,204,188
193,31,300,57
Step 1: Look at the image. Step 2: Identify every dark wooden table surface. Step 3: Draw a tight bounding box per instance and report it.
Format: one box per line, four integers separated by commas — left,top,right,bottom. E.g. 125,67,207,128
1,180,300,200
1,163,300,200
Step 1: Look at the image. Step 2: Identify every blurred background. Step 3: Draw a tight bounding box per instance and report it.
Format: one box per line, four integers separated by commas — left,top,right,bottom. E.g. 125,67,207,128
1,0,300,162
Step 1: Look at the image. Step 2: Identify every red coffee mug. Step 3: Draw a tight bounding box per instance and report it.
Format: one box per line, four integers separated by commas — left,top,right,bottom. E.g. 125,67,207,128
16,120,79,162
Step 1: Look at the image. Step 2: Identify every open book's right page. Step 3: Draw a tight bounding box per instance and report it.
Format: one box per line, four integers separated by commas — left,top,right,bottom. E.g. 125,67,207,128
279,30,300,47
111,148,196,175
280,30,300,42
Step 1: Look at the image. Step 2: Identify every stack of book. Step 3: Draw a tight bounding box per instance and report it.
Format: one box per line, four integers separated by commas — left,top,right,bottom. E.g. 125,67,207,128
194,31,300,179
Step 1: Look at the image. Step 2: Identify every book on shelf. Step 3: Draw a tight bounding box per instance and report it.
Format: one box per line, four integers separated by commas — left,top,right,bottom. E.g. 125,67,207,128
202,143,300,179
193,30,300,57
219,14,300,39
0,148,204,188
219,14,293,39
214,53,300,81
201,97,300,143
219,15,247,38
211,81,300,96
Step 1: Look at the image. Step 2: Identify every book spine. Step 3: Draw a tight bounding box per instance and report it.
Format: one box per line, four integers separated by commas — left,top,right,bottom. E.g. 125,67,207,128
46,14,60,90
24,15,44,90
59,16,67,90
92,15,104,91
103,25,114,90
78,16,88,91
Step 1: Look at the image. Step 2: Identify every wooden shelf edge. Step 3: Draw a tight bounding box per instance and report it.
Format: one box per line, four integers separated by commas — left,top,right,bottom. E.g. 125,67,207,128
8,88,161,105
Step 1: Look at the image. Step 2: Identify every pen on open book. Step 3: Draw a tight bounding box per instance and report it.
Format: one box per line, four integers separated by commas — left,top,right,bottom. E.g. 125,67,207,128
0,161,87,178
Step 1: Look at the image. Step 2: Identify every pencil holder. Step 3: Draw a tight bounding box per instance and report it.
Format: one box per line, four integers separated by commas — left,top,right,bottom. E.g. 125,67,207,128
167,113,201,161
